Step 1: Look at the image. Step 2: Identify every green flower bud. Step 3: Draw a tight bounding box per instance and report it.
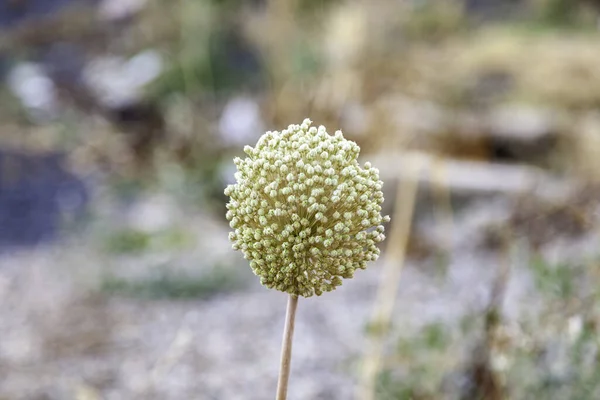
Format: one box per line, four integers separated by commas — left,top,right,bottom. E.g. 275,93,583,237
224,118,389,297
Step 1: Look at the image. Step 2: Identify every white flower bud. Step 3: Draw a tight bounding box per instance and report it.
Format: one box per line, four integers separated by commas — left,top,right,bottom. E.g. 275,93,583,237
224,119,388,297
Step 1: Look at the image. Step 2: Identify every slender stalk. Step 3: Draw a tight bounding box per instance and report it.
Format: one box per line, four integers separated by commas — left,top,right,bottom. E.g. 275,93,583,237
431,157,454,272
276,294,299,400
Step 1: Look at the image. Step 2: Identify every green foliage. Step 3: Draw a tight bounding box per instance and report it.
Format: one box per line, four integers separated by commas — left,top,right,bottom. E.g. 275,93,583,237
101,265,244,300
538,0,579,27
402,0,468,42
507,319,600,399
530,256,577,299
522,0,599,32
0,86,30,124
105,229,152,254
104,227,193,254
148,29,264,99
422,322,451,351
397,322,452,355
376,369,427,400
376,323,455,399
498,255,600,399
291,39,322,77
297,0,340,14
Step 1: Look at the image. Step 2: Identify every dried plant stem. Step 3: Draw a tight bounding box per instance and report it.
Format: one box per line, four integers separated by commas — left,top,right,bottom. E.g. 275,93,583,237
431,157,454,276
358,160,421,400
265,0,297,84
276,294,299,400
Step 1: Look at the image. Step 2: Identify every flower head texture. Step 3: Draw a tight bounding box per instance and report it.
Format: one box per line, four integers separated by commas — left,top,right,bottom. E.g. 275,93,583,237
225,119,389,297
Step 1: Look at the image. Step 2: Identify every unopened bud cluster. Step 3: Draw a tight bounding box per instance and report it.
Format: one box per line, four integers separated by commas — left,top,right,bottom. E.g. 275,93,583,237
225,119,389,297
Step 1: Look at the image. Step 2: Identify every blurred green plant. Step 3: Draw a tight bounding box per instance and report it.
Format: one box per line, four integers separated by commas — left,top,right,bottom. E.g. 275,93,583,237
376,369,433,400
538,0,580,27
148,28,264,99
290,39,322,78
104,229,151,254
507,319,600,399
522,0,599,32
104,227,193,254
101,265,244,300
423,322,453,351
375,322,456,400
402,0,468,42
0,86,30,124
530,256,578,300
501,255,600,399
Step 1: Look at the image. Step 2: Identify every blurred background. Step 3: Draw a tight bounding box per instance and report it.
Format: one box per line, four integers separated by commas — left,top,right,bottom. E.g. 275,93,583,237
2,0,600,399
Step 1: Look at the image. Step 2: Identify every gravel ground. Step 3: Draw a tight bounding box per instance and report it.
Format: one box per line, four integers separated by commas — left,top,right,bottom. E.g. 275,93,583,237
1,192,598,400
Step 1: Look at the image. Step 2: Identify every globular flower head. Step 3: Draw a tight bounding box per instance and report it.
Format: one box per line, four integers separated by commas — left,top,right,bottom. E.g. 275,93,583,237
225,119,389,297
